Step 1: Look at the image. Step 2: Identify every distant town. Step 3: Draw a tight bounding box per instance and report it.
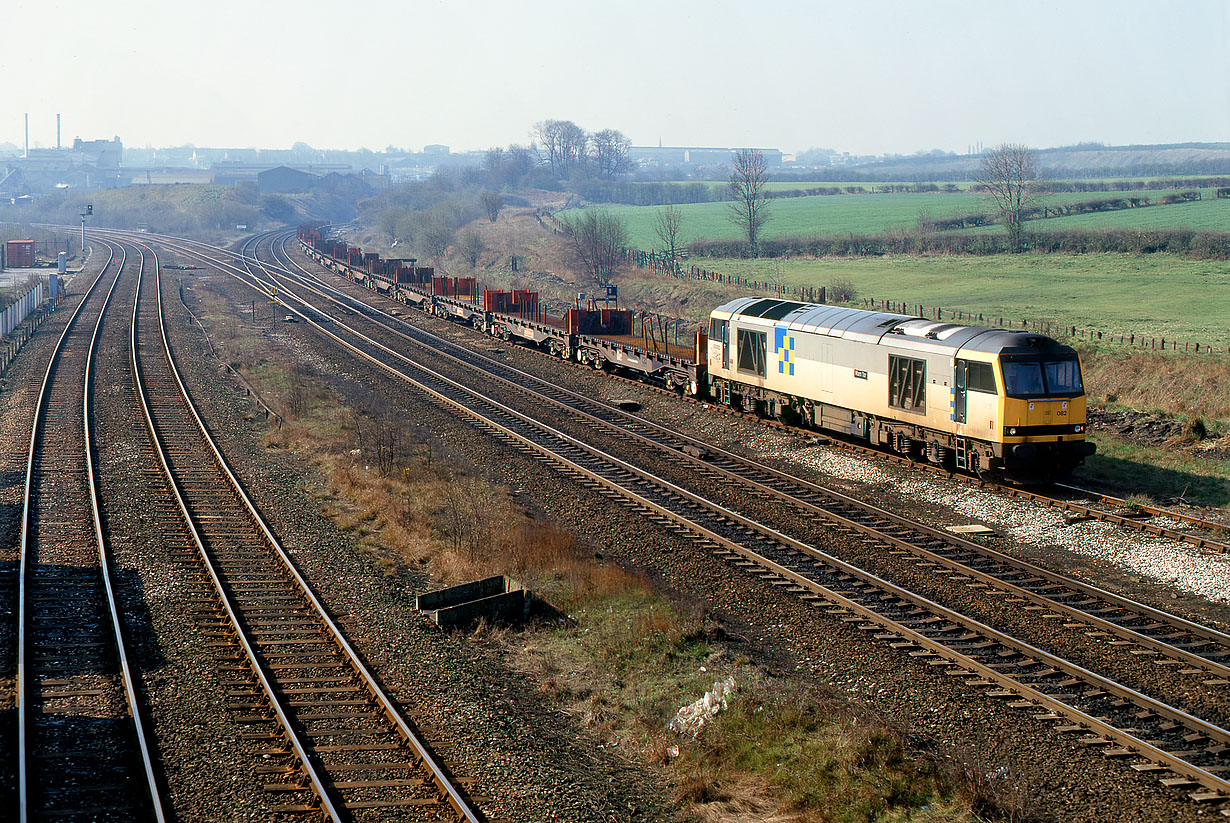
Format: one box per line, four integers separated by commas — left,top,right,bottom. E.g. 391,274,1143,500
0,113,906,201
3,114,1228,204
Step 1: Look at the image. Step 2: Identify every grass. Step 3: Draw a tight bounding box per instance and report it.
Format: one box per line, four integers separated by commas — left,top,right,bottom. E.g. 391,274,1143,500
452,201,1230,350
1024,195,1230,232
646,253,1230,345
1080,348,1230,422
569,187,1226,249
641,181,977,193
570,194,987,247
678,693,975,822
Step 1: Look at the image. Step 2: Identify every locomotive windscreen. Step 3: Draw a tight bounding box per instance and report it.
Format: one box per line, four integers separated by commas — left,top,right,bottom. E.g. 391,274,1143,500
1001,357,1083,398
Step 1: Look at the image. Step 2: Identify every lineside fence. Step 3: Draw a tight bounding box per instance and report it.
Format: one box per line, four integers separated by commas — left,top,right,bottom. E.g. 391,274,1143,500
0,283,64,374
540,210,1225,356
1,283,43,336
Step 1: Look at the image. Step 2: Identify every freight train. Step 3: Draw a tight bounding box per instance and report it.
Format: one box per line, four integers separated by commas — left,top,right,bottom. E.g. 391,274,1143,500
296,225,1094,482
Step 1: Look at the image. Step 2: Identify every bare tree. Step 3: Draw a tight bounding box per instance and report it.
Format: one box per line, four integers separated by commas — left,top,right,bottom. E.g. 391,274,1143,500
562,209,628,287
977,143,1039,252
590,128,633,178
727,149,772,255
480,190,503,223
456,228,486,268
418,218,455,260
378,207,401,243
506,144,536,181
653,204,685,275
484,147,505,176
533,119,587,178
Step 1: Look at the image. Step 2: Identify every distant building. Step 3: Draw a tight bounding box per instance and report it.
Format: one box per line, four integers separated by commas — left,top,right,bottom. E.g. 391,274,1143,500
0,167,30,198
2,135,124,193
629,146,782,169
423,144,450,155
257,165,319,194
357,168,391,190
71,137,122,170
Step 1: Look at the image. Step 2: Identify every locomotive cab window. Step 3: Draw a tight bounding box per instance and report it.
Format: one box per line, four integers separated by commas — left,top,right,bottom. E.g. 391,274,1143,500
736,328,767,377
1002,356,1083,397
1044,359,1083,394
963,361,997,393
888,355,926,411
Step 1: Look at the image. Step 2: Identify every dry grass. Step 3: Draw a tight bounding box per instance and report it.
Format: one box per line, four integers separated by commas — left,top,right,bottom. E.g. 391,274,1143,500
1081,346,1230,425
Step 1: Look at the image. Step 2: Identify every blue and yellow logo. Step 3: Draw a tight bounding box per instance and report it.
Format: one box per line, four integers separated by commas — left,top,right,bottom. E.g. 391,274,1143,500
775,326,795,376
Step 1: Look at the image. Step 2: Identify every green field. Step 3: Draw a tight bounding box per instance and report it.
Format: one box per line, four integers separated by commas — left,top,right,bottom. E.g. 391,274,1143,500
657,180,975,192
569,188,1226,249
573,193,976,247
1007,195,1229,232
660,254,1230,344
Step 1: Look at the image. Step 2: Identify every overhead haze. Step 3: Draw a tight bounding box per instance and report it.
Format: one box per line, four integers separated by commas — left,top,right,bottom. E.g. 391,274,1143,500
5,0,1227,155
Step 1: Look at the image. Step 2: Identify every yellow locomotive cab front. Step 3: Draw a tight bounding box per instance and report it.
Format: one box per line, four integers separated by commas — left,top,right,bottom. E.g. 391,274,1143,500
995,353,1095,480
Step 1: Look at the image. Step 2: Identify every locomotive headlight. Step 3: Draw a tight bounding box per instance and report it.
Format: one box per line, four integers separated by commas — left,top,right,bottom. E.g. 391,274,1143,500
1007,427,1017,435
1074,425,1083,433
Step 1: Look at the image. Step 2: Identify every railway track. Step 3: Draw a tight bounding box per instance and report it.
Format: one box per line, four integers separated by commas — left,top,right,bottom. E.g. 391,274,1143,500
97,226,1230,806
264,236,1230,684
120,239,484,821
258,231,1230,802
17,239,166,821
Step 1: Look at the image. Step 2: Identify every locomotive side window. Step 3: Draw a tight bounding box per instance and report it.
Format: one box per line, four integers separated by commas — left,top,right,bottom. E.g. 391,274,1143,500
967,361,997,393
888,355,926,411
710,318,730,370
736,328,767,377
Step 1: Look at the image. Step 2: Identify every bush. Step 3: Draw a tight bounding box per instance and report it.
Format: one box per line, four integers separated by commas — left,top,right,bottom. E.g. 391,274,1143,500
827,278,858,303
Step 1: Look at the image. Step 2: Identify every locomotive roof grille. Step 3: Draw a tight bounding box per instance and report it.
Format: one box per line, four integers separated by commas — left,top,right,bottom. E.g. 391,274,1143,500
744,298,805,320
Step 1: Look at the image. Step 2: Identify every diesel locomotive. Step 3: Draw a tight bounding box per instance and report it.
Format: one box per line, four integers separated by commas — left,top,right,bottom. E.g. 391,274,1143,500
706,296,1095,481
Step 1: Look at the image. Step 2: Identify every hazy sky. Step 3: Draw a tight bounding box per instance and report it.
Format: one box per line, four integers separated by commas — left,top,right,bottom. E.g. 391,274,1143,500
5,0,1227,155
